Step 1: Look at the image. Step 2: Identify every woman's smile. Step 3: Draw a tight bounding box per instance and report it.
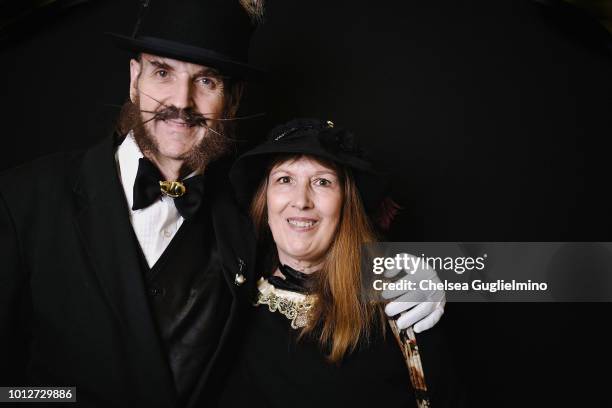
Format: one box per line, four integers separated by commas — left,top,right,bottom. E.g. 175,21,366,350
286,217,319,231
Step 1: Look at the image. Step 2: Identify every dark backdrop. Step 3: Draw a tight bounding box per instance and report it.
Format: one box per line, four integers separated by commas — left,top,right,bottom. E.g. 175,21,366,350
1,0,611,406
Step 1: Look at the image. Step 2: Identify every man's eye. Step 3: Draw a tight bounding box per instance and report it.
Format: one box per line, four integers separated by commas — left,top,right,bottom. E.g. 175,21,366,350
198,77,218,89
155,70,168,78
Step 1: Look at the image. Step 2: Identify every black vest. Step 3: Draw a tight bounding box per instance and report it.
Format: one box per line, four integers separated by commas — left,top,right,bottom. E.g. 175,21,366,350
136,199,231,405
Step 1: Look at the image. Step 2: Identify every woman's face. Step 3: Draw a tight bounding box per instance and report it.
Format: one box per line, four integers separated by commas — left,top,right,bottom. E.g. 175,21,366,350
267,156,343,270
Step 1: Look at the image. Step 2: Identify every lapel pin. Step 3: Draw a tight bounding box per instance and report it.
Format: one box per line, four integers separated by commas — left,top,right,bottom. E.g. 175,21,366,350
235,273,246,286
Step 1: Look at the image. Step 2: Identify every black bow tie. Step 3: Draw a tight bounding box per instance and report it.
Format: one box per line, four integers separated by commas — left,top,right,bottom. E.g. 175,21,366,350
132,158,204,219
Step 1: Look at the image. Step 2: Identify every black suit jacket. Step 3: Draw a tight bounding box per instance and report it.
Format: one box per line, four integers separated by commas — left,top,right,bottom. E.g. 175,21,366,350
0,135,257,408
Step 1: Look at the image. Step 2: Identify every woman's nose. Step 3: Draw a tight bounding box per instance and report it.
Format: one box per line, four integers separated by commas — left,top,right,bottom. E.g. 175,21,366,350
290,182,314,210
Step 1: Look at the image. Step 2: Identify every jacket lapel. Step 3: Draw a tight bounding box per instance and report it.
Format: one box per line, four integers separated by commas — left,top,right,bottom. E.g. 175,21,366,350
211,186,257,301
186,177,258,408
72,135,177,407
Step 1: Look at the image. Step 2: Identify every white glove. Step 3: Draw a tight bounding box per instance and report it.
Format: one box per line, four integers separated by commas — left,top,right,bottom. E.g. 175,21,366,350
381,253,446,333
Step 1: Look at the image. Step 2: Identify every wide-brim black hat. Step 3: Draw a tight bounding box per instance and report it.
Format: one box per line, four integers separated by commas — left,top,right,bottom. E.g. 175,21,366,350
107,0,264,80
230,118,390,213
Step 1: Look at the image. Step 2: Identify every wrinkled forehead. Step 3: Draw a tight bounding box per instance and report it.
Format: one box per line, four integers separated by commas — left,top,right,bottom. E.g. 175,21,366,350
139,52,223,77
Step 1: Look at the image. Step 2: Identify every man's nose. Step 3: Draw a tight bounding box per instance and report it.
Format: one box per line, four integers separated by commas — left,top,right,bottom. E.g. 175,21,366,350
169,76,194,109
290,182,314,210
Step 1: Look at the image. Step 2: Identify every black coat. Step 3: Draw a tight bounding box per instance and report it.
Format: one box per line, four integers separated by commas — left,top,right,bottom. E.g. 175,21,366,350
0,135,257,408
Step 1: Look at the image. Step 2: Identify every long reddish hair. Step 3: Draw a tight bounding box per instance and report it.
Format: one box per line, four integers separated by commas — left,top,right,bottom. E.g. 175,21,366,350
250,154,384,362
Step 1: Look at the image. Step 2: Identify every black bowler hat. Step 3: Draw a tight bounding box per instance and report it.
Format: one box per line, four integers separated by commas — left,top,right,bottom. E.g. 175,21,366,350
107,0,263,79
230,119,391,215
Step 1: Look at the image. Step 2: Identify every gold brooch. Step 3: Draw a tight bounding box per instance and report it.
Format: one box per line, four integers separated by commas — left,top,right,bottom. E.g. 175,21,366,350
159,181,186,198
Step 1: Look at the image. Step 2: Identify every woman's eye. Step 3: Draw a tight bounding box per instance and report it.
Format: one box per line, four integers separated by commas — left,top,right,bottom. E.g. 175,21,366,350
315,178,332,186
277,176,291,184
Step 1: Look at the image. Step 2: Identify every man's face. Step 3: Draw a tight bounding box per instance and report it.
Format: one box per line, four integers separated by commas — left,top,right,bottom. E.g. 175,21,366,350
129,53,225,168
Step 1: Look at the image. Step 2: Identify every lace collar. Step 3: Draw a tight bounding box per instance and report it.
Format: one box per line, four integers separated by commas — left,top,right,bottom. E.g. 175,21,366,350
256,278,316,329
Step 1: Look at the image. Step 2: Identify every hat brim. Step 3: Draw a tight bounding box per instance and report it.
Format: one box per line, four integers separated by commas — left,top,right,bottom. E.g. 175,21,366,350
229,145,389,213
107,33,265,81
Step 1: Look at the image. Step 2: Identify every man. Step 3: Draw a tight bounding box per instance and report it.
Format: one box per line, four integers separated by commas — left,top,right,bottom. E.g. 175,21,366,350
0,1,443,407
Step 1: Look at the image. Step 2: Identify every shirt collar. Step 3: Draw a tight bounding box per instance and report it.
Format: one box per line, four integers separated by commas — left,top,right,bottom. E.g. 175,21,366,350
115,131,143,210
115,132,202,210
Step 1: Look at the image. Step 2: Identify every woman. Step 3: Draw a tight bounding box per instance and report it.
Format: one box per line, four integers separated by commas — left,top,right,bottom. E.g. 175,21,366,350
218,119,459,408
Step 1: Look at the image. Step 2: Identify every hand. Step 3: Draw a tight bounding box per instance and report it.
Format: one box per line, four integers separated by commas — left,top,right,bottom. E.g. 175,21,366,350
381,253,446,332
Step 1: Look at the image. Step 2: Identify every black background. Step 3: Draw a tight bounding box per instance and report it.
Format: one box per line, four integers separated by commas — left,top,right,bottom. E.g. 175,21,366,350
1,0,612,406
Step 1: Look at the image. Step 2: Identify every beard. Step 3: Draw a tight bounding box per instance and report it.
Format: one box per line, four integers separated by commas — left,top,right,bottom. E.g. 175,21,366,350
116,94,233,177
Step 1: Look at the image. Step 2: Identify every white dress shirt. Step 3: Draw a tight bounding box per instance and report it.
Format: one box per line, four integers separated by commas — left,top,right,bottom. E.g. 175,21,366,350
115,133,185,268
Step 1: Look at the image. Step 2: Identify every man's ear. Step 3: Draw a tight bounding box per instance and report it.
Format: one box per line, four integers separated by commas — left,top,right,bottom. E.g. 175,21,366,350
129,58,142,103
